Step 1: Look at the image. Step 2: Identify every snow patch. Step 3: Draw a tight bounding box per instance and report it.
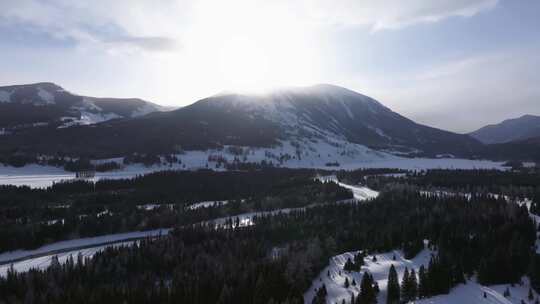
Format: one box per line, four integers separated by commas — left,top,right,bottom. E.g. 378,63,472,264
37,87,55,104
0,90,11,103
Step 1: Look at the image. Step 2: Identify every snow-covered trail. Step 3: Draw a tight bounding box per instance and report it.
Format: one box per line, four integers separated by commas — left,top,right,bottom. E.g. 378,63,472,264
0,229,171,265
0,241,135,277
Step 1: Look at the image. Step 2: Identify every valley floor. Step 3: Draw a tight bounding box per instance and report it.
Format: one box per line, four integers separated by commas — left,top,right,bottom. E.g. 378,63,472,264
0,155,504,188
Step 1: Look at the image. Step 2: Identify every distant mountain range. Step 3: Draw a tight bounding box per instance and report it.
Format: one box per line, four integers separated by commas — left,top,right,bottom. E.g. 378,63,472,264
470,114,540,144
0,83,537,164
0,82,167,132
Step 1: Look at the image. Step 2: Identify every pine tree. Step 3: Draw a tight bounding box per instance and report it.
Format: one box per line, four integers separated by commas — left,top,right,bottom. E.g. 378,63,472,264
418,265,428,298
344,258,355,272
345,277,350,288
401,267,410,302
387,265,400,304
355,252,365,268
503,287,511,297
529,287,534,301
359,271,376,304
409,268,418,300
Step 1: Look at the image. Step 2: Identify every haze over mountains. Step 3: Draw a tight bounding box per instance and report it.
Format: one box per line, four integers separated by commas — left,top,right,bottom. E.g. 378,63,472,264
0,82,538,164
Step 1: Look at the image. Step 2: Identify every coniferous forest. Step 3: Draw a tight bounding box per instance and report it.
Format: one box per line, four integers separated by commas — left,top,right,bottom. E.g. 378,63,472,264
1,168,540,303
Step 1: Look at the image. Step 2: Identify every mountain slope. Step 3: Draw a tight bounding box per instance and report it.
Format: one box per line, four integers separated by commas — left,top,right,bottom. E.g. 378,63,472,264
0,84,482,159
0,82,166,131
470,114,540,144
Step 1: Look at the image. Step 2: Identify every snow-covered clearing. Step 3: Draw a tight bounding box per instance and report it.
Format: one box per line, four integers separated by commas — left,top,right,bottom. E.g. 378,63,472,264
304,247,537,304
317,175,379,201
304,246,434,304
416,280,534,304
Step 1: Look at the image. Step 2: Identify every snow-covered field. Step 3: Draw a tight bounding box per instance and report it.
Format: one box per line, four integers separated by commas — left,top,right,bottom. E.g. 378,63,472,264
304,247,538,304
0,141,505,188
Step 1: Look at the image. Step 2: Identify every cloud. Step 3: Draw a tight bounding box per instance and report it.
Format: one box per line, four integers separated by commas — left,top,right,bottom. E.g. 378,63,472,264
297,0,499,30
0,0,499,55
0,0,183,53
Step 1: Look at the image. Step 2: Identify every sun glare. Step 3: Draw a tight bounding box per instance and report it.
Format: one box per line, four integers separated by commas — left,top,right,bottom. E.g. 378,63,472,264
181,0,323,95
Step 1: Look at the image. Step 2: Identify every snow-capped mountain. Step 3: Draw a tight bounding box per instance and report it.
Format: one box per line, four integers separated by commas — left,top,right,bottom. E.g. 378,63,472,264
197,84,481,157
0,82,167,131
470,114,540,144
0,84,482,160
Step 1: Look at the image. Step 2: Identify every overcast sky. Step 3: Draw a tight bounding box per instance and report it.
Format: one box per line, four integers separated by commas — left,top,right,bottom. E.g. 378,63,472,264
1,0,539,133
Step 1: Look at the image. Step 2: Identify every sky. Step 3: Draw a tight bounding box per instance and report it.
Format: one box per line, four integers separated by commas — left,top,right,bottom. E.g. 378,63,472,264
0,0,539,133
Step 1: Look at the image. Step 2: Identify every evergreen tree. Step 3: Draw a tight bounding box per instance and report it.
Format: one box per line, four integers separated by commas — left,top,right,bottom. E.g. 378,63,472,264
344,258,355,272
409,268,418,300
359,272,376,304
418,265,428,298
387,265,400,304
401,267,410,302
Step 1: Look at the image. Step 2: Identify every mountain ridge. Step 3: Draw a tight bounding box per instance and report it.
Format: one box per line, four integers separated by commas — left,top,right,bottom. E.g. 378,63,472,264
470,114,540,144
0,82,166,131
0,83,483,162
